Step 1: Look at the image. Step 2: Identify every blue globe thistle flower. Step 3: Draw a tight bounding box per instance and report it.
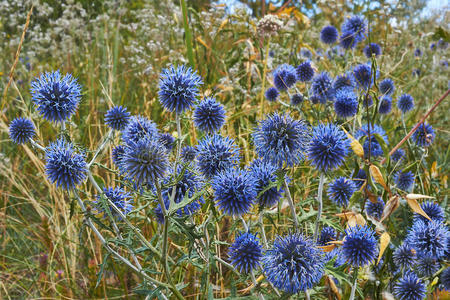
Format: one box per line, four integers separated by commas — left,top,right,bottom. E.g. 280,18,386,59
416,256,440,277
253,113,310,168
430,42,436,50
442,267,450,291
9,117,35,144
112,145,125,166
120,138,169,186
318,226,336,246
307,123,350,173
414,48,422,57
341,15,367,43
412,123,435,147
397,94,414,113
30,70,82,123
325,247,347,267
365,197,385,220
296,61,315,82
95,187,133,218
327,177,356,207
333,73,355,92
320,25,339,44
181,146,197,162
300,48,312,59
196,134,240,179
413,201,445,223
273,64,297,91
353,64,374,90
158,65,202,114
353,169,367,189
406,219,449,259
104,106,130,131
334,89,358,118
339,31,357,49
391,148,405,163
45,138,87,190
355,124,389,158
363,94,373,107
212,168,256,216
393,243,417,270
363,43,382,58
412,68,421,77
379,78,395,96
310,95,321,104
193,97,226,133
228,232,262,273
265,87,279,102
122,115,159,145
268,50,275,57
379,96,392,114
342,225,378,267
263,233,325,293
393,272,426,300
290,93,304,106
311,72,335,102
158,133,175,152
249,159,285,208
394,170,415,191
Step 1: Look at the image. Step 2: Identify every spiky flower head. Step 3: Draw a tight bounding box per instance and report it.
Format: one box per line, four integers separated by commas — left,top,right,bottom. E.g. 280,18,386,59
334,89,358,118
327,177,356,207
412,123,435,147
441,267,450,291
300,48,312,59
193,97,226,133
119,138,169,186
310,95,321,104
228,232,262,273
333,73,355,92
355,124,389,158
393,243,417,270
379,78,395,96
416,256,440,277
394,170,415,191
353,63,374,90
363,43,382,58
318,226,336,246
181,146,197,162
406,219,449,259
248,159,285,209
158,65,202,114
95,187,133,218
311,72,335,102
296,61,314,82
265,87,279,102
104,106,130,131
379,96,392,114
158,133,175,152
414,48,422,57
30,70,81,123
413,201,445,223
365,197,385,220
212,168,256,216
45,138,87,190
121,115,159,145
112,145,125,166
341,15,367,43
9,117,35,144
253,113,311,168
398,94,414,113
196,134,240,179
290,93,304,106
273,64,297,91
393,272,426,300
392,148,405,163
320,25,339,44
307,123,350,173
263,233,325,293
342,225,378,267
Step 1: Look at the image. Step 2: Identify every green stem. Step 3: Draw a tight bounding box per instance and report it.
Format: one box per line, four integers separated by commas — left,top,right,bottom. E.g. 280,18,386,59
283,178,299,230
313,173,325,242
349,268,359,300
180,0,194,67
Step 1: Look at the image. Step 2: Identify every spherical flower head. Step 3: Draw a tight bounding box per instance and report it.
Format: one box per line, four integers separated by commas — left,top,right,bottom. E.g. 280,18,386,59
9,117,35,144
311,72,335,102
416,256,440,277
397,94,414,113
249,159,285,208
379,78,395,96
30,70,81,123
333,73,355,92
378,96,392,114
265,87,279,102
355,124,389,158
412,123,435,147
325,247,347,267
290,93,303,106
414,48,422,57
353,168,367,189
196,134,240,179
121,115,159,145
413,201,445,223
365,197,385,220
158,133,175,152
334,89,358,118
112,145,125,166
320,25,338,44
393,243,416,270
392,148,405,163
273,64,297,91
394,170,415,191
353,64,374,90
45,138,87,190
327,177,356,207
193,97,226,133
406,219,449,259
263,233,325,293
300,48,312,59
158,65,202,114
228,232,262,273
253,113,311,168
341,15,367,43
318,226,336,246
104,106,130,131
442,267,450,291
212,168,256,216
181,146,197,162
296,61,314,82
363,94,373,107
339,31,357,49
363,43,382,58
342,225,378,267
310,95,321,104
307,123,350,173
393,272,426,300
120,138,169,186
95,187,133,218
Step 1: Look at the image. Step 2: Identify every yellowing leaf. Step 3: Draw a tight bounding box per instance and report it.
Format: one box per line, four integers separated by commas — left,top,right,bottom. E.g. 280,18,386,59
377,232,390,264
318,244,336,252
406,194,435,200
430,276,439,287
431,161,438,178
327,275,341,300
196,37,210,50
369,165,389,192
355,213,366,226
341,127,364,158
406,197,432,221
218,19,228,32
380,195,400,223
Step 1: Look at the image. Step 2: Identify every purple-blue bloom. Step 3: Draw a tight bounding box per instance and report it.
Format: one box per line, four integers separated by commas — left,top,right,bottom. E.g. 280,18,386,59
121,115,159,145
228,232,262,273
363,43,382,58
406,219,449,259
394,170,415,191
393,243,416,270
311,72,335,102
193,97,226,133
181,145,197,162
320,25,339,44
334,89,358,118
355,124,389,158
296,61,315,82
393,272,426,300
290,93,304,106
104,106,131,131
327,177,356,207
365,197,385,220
397,94,414,113
412,123,435,147
379,96,392,114
342,225,378,267
248,159,285,208
265,87,279,102
273,64,297,91
413,201,445,223
379,78,395,96
318,226,336,246
95,187,133,218
9,117,35,144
